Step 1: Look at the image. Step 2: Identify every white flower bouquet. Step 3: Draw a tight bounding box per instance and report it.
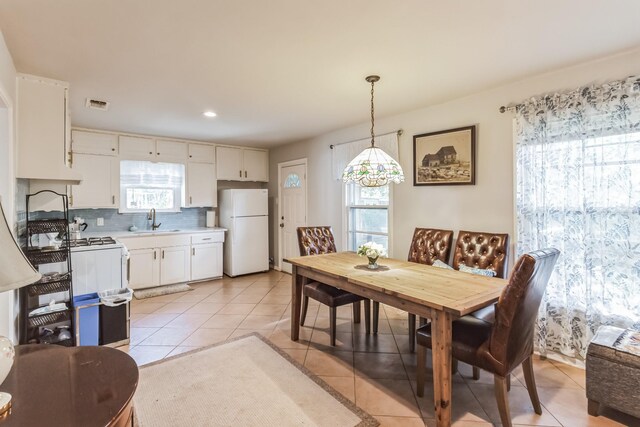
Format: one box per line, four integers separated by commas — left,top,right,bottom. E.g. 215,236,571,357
357,242,387,267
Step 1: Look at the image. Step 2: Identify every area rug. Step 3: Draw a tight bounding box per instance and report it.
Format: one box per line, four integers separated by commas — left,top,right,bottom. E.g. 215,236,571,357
133,333,378,427
133,283,192,300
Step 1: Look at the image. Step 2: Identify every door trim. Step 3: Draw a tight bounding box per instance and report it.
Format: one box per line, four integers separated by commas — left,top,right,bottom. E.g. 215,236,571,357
277,158,308,272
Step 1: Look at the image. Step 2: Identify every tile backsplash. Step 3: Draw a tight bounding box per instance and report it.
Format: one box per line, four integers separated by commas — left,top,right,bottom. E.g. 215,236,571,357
33,207,212,233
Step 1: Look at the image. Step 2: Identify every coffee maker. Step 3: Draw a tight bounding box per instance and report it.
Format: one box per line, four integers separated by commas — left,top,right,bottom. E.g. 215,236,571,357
69,217,88,240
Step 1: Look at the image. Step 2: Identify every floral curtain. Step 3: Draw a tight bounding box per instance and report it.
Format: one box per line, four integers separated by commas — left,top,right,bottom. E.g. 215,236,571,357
515,75,640,359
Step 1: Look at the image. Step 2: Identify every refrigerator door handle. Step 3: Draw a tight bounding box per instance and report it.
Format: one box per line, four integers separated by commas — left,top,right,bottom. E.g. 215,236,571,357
232,217,236,244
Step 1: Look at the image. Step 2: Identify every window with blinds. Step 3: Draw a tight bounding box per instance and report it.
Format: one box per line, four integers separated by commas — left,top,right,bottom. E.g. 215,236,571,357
119,160,185,212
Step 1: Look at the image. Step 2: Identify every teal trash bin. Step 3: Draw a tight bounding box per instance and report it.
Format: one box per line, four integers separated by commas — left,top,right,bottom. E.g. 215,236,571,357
73,293,100,346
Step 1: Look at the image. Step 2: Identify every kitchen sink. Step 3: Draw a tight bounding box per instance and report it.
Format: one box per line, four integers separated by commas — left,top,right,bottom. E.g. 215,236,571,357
133,229,181,234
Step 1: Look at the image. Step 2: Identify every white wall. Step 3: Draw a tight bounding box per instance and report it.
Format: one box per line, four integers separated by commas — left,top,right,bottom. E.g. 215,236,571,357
268,48,640,268
0,28,17,340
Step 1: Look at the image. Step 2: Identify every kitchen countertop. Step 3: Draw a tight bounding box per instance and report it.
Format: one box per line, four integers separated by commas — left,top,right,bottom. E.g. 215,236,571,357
82,227,227,239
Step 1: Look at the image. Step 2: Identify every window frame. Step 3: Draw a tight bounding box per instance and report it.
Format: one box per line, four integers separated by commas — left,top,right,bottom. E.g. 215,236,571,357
342,182,393,257
118,160,186,214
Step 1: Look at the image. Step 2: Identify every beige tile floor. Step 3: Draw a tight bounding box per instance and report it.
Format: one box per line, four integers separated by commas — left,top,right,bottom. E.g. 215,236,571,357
121,270,640,427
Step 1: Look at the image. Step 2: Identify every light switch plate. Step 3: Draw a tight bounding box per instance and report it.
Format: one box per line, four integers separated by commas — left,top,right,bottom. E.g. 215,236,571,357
96,218,104,226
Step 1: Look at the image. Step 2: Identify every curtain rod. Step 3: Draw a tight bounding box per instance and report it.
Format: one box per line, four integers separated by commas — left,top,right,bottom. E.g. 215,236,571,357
499,105,518,113
329,129,403,149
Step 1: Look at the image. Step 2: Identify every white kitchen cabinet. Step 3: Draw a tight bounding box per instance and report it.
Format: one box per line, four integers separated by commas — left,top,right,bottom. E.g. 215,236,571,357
187,162,217,207
156,139,188,162
119,135,155,160
191,243,222,281
216,146,244,180
160,245,191,285
216,146,269,182
16,74,80,182
119,136,188,163
121,234,197,289
69,153,119,208
243,148,269,181
128,248,160,289
120,231,225,288
188,143,215,163
72,130,118,156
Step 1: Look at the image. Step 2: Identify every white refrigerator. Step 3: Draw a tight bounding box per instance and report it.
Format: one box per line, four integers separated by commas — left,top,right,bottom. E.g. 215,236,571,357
219,189,269,277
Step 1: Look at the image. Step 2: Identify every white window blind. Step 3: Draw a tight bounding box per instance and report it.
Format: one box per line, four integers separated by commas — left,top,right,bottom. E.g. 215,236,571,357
120,160,185,212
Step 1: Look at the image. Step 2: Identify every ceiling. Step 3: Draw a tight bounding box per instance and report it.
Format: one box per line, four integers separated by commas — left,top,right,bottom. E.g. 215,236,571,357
1,1,640,147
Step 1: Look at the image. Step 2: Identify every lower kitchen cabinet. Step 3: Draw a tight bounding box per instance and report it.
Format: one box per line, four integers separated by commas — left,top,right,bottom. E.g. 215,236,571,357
191,242,222,281
160,246,191,285
128,248,160,289
122,231,225,289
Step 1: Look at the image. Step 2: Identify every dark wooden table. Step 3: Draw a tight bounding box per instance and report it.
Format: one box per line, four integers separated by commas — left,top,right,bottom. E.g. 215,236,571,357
0,344,138,426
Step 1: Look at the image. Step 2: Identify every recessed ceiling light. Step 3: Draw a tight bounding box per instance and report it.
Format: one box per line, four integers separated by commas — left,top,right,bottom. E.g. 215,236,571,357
203,111,217,118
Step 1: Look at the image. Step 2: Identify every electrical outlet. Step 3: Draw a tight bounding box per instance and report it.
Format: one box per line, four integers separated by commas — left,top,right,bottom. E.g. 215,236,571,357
96,218,104,226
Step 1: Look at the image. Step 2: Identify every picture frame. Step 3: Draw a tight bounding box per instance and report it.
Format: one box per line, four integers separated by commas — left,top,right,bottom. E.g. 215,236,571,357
412,125,476,186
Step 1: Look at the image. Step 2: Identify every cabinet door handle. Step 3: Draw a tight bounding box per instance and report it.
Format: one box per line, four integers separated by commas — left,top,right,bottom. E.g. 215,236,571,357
162,250,165,259
112,195,115,204
192,248,195,256
149,151,153,155
111,148,116,152
201,237,212,241
239,170,242,178
190,196,193,205
153,250,157,260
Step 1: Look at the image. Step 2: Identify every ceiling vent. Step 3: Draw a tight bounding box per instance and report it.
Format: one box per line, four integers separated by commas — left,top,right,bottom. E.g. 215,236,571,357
85,98,110,111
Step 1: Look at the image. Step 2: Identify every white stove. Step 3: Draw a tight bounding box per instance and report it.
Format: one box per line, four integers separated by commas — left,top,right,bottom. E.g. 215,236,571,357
67,236,121,251
68,236,128,295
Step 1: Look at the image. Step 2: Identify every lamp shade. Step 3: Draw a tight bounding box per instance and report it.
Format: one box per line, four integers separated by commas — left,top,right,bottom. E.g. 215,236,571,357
342,146,405,187
0,202,40,292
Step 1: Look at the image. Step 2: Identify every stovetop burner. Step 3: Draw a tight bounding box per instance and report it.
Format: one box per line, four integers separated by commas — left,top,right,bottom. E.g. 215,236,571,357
68,237,117,247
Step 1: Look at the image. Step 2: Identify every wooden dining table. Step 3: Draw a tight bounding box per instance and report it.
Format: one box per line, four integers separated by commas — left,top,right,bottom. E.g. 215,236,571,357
285,252,507,427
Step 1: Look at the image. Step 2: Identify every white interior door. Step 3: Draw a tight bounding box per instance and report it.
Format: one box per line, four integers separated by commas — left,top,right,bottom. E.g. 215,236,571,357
279,161,307,274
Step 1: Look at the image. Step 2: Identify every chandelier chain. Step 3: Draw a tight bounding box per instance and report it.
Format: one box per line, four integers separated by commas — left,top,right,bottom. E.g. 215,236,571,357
370,79,375,147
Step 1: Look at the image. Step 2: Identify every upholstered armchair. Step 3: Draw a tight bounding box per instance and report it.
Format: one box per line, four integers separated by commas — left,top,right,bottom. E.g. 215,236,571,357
406,228,454,352
297,226,375,345
416,248,560,427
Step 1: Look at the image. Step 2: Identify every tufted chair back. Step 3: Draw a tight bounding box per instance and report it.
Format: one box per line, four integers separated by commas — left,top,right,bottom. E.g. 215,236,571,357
452,230,509,278
407,228,453,265
297,226,337,256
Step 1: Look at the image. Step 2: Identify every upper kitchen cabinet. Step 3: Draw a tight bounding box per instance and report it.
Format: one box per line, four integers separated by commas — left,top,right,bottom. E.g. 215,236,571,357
119,136,188,163
71,130,118,156
188,143,215,163
119,135,155,160
156,139,188,163
216,146,268,182
187,162,217,207
69,153,119,208
69,129,119,208
16,74,81,184
243,148,269,181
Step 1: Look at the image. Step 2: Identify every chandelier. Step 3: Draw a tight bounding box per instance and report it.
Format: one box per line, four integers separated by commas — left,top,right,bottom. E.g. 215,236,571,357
342,75,404,187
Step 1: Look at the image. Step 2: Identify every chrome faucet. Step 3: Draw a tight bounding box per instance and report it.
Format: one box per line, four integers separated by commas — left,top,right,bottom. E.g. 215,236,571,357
148,208,162,230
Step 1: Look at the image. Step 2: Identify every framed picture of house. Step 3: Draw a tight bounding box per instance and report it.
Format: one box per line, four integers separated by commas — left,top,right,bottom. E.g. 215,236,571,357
412,125,476,186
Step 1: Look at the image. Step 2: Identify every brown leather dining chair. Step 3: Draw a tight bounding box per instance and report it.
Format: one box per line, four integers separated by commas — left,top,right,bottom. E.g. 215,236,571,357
450,230,509,376
406,227,454,353
416,248,560,427
297,226,373,346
